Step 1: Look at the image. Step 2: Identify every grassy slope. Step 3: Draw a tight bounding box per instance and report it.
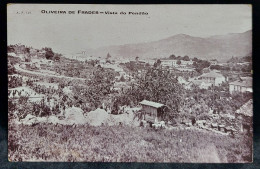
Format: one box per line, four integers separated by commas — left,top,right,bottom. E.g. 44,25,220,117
8,123,252,162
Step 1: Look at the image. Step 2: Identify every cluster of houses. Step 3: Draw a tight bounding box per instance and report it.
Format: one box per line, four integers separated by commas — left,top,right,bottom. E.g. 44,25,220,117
175,69,252,95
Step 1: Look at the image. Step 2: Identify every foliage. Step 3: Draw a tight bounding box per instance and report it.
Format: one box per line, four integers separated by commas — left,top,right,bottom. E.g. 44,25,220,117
15,96,31,120
192,59,210,73
210,65,230,71
153,59,161,67
227,55,252,63
117,67,184,120
8,63,16,75
183,55,190,61
106,53,111,59
124,61,145,72
168,55,189,61
8,123,252,162
106,53,112,63
177,60,181,65
86,59,100,67
169,54,176,60
8,55,22,65
8,76,22,88
45,48,54,60
192,57,199,62
211,64,251,73
7,45,15,53
178,86,251,123
83,67,116,108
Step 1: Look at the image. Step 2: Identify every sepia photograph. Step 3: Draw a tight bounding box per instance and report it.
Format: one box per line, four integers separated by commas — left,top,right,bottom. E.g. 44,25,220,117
7,4,252,162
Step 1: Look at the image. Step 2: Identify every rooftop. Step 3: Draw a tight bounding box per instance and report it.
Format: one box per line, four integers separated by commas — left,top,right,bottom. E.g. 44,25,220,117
199,70,224,78
236,99,253,117
139,100,164,108
229,77,252,87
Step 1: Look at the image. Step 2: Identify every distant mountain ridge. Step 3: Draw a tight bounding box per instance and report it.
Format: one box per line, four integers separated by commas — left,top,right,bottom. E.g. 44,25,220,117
86,30,252,61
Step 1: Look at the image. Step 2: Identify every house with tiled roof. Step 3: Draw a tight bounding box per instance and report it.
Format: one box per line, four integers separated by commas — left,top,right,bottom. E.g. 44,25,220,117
229,77,252,94
187,70,226,89
197,70,226,86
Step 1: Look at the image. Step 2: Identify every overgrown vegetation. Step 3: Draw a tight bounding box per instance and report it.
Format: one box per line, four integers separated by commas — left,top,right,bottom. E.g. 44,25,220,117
8,122,252,162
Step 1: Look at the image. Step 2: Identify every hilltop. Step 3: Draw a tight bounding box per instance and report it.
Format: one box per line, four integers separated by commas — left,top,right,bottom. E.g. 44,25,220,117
85,30,252,61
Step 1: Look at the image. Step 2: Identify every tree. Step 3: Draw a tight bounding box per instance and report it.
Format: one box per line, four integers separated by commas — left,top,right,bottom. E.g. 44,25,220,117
192,57,199,62
157,59,161,66
154,59,162,67
145,63,150,69
25,47,30,54
106,53,111,59
169,54,176,60
177,56,182,60
135,56,139,62
45,48,54,60
125,67,184,121
243,56,251,62
193,59,210,72
183,55,190,61
7,45,15,53
84,67,116,108
106,53,112,63
8,63,16,75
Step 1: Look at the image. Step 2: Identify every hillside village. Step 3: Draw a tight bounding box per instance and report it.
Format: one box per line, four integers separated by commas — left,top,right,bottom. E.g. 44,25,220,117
8,44,253,162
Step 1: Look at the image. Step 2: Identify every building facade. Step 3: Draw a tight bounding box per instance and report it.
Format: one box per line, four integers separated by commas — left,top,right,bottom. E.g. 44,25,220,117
229,77,252,94
198,71,226,86
139,100,165,123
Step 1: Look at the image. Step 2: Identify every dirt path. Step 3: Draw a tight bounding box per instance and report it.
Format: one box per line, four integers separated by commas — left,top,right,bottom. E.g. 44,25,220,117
14,64,85,81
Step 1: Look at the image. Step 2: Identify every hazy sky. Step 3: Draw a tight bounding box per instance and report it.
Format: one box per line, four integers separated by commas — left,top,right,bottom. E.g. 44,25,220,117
8,4,252,54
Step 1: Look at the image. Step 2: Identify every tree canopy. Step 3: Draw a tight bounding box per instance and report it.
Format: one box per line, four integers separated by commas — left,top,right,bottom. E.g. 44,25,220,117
120,67,184,120
45,48,54,60
169,54,176,60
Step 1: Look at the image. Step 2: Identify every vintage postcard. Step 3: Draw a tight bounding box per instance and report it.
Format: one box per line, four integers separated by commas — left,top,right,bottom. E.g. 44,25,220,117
7,4,252,162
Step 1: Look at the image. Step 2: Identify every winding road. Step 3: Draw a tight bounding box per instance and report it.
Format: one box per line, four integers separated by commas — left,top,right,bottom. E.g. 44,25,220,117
14,64,86,81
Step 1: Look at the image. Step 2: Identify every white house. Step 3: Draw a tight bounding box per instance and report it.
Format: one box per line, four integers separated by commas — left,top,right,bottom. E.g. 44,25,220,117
198,70,226,86
161,60,178,67
229,77,252,94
